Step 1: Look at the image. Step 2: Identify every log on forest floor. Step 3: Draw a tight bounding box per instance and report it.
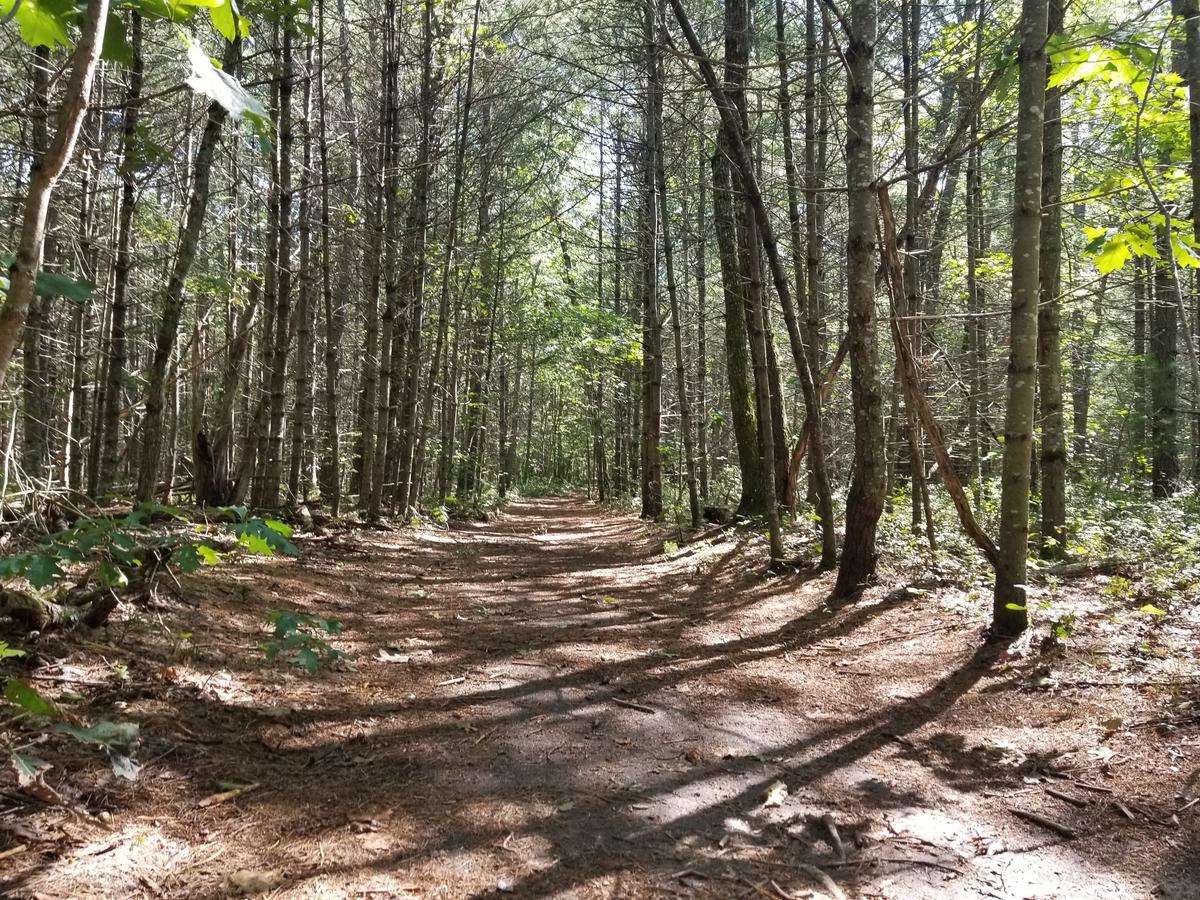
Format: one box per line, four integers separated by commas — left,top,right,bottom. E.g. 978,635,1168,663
0,586,119,632
1041,558,1133,579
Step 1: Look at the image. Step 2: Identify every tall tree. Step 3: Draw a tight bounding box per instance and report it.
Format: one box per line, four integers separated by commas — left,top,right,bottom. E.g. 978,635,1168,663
137,38,240,501
993,0,1049,637
0,0,110,390
1037,0,1067,556
833,0,886,599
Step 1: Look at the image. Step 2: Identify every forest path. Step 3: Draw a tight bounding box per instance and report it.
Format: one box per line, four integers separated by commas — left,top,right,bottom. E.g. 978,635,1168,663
5,497,1193,899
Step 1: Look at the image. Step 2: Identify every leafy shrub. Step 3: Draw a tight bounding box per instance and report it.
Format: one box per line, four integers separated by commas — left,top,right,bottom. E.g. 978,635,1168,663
0,502,299,592
262,610,351,674
4,678,141,781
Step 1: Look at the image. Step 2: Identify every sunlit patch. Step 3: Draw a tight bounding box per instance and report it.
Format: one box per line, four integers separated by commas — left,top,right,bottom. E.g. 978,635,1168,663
24,825,193,897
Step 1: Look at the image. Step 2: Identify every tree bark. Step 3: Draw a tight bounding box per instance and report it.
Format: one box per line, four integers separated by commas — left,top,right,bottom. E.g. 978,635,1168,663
993,0,1048,637
137,39,239,501
1037,0,1067,557
639,0,663,522
834,0,886,598
0,0,111,391
97,11,143,496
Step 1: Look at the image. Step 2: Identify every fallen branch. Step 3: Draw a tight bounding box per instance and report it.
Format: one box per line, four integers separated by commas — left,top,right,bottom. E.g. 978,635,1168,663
0,586,117,631
198,782,261,808
795,863,846,900
1041,558,1131,579
612,697,657,714
1045,787,1089,808
0,843,28,862
1009,806,1076,838
821,812,846,860
878,190,1000,571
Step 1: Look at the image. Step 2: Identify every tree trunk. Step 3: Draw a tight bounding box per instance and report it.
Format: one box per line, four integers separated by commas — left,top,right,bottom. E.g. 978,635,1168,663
262,24,296,507
656,33,699,529
97,12,143,496
695,150,710,502
1150,234,1180,497
1037,0,1067,557
834,0,886,598
289,17,316,503
394,0,436,516
639,0,663,522
137,39,239,501
0,0,111,391
993,0,1048,637
710,152,762,516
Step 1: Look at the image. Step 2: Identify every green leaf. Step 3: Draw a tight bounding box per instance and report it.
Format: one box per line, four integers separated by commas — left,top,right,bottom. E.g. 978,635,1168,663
314,617,343,635
0,257,94,301
35,270,94,301
10,752,50,787
5,679,62,719
1093,235,1131,274
215,505,248,522
208,0,248,41
55,719,139,752
1138,604,1166,616
1,0,73,49
263,518,293,539
101,10,134,65
297,648,319,674
0,641,25,661
173,544,201,574
1004,603,1027,611
97,560,129,589
236,520,299,556
27,553,63,588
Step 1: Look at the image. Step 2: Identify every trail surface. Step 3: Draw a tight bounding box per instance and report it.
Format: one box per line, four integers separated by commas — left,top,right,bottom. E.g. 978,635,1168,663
3,497,1195,898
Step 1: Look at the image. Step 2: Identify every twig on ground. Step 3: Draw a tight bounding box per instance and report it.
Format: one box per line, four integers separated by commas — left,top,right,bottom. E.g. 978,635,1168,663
613,697,657,714
821,812,846,860
0,843,28,862
1073,780,1113,793
1111,801,1137,821
1045,787,1089,808
1009,807,1077,838
795,863,846,900
198,782,261,808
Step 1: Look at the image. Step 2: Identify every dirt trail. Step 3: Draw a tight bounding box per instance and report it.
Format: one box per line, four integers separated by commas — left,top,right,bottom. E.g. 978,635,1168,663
2,497,1196,899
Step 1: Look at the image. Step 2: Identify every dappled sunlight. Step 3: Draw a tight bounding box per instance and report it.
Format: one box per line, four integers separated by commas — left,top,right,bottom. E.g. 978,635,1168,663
1,498,1193,899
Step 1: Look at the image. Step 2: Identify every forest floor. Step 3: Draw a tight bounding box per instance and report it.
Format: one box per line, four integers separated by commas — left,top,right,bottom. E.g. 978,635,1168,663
0,495,1197,899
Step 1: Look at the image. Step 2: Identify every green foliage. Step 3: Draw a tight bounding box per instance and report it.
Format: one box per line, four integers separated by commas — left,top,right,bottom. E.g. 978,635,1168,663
1,0,250,55
4,679,141,780
53,720,141,780
1103,575,1134,602
0,503,296,594
0,641,25,661
5,678,62,718
1051,613,1077,641
0,0,73,48
11,751,50,788
0,256,94,304
262,610,350,674
234,518,299,557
